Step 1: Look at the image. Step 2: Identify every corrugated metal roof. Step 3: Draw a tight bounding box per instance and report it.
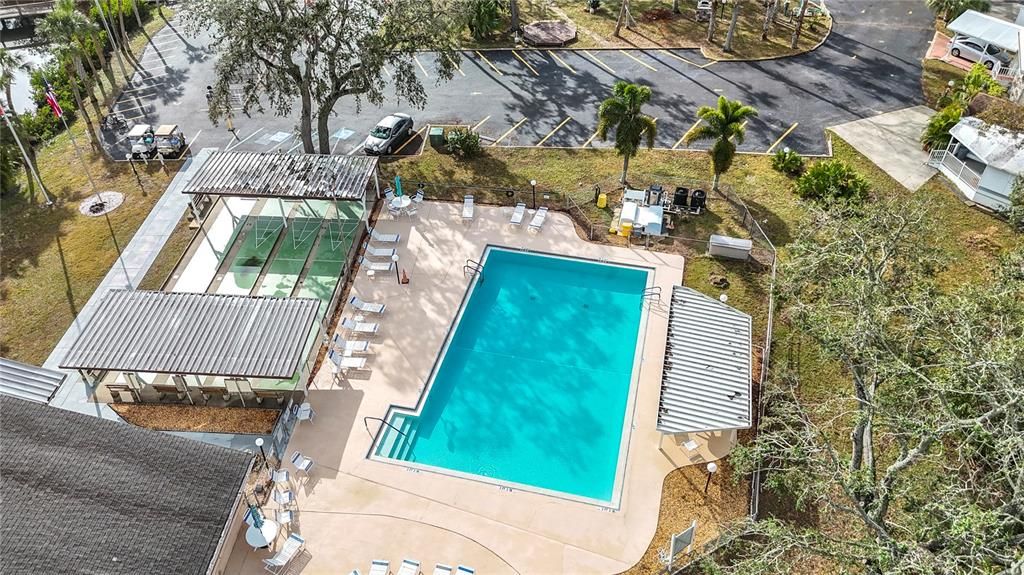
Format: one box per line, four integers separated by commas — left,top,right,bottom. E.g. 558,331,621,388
948,10,1022,52
60,290,321,378
657,286,752,434
181,150,377,200
0,358,65,404
950,116,1024,174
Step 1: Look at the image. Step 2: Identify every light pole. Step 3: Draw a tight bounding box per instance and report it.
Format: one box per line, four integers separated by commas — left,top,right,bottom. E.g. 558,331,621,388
704,461,718,493
255,437,269,471
941,79,956,103
530,179,537,209
392,253,400,284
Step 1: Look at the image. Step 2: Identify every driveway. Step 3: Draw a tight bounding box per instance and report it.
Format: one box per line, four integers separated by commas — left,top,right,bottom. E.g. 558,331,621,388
830,105,937,190
102,1,934,159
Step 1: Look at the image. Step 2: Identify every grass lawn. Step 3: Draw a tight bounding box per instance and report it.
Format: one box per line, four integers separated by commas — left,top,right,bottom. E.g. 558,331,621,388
0,9,179,364
921,59,966,108
463,0,830,58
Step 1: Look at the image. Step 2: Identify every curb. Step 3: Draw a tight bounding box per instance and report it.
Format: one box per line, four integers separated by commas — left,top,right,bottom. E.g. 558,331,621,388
698,9,834,62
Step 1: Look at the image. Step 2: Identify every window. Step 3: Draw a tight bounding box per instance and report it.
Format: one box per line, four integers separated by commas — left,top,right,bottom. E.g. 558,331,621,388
370,125,392,139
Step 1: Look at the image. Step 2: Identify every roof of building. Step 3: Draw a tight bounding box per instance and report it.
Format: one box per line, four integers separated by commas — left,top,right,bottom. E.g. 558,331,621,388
657,286,753,434
951,116,1024,174
60,290,322,379
948,9,1023,52
0,395,251,574
181,150,377,200
0,357,65,403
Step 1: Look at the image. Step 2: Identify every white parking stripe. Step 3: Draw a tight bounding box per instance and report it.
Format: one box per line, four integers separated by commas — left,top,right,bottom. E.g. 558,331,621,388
114,103,150,114
226,127,265,151
186,129,203,151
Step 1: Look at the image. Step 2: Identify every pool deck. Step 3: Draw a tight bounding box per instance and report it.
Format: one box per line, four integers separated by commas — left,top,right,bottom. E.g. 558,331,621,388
224,201,738,574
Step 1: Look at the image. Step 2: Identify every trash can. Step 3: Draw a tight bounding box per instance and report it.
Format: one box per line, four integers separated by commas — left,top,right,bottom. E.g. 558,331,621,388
428,126,445,149
596,192,608,208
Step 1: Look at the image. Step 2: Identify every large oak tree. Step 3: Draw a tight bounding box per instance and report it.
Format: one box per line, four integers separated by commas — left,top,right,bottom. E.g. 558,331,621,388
182,0,464,154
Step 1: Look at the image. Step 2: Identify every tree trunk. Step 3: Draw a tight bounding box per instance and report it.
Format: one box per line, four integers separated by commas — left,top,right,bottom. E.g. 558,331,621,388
316,103,334,154
72,56,104,119
672,0,681,14
66,61,100,149
132,0,144,30
761,0,778,41
620,153,630,184
90,30,116,88
712,170,720,191
614,0,628,36
77,42,107,101
298,84,314,154
117,0,131,48
790,0,808,49
707,0,718,41
510,0,520,32
723,0,741,52
4,85,15,117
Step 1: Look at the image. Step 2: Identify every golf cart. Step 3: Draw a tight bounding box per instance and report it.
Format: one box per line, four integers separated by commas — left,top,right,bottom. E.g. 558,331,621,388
128,124,187,159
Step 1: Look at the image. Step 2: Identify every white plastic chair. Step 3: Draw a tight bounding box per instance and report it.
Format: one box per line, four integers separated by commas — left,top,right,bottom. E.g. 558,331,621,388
462,195,474,220
290,451,314,475
277,509,293,526
398,559,420,575
263,533,304,574
455,566,475,575
271,469,290,485
369,228,400,243
272,488,294,507
510,202,526,226
296,402,316,424
433,565,453,575
349,295,386,314
341,317,380,334
413,190,424,203
368,559,390,575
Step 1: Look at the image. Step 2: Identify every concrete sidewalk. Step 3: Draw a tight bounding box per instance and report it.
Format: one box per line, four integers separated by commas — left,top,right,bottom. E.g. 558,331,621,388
830,106,937,191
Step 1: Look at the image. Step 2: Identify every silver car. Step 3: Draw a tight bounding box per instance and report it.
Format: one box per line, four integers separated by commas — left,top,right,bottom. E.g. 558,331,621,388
950,37,1012,70
364,113,414,155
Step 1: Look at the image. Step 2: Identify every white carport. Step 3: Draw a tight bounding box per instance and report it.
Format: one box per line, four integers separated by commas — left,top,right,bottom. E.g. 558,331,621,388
947,10,1023,78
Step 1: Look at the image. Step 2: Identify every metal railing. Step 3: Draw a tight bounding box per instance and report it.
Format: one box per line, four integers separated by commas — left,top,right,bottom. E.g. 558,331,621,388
929,150,983,191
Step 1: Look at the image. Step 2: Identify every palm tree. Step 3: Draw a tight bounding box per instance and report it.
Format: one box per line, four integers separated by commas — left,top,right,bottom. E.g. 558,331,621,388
761,0,778,41
790,0,808,49
37,0,108,102
926,0,990,21
683,96,758,191
596,81,657,184
0,48,28,116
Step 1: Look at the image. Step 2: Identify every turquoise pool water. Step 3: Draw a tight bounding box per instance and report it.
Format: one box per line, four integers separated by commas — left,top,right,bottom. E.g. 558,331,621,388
374,248,649,502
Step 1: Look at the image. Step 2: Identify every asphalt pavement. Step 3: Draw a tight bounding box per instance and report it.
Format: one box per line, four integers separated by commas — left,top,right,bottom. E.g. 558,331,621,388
101,1,934,159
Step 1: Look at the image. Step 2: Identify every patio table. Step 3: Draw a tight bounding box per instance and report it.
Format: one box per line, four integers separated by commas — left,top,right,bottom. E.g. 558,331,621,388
245,519,279,550
390,196,412,210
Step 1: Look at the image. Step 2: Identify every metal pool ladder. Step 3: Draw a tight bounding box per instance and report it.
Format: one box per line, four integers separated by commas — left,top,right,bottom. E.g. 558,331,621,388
642,286,662,304
463,259,484,282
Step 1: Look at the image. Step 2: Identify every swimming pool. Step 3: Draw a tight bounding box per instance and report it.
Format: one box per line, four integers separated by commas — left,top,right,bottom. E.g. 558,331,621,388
373,247,650,504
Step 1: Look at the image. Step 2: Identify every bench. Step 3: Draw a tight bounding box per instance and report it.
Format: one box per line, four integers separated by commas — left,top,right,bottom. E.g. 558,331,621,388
198,386,230,402
254,390,286,405
106,384,137,403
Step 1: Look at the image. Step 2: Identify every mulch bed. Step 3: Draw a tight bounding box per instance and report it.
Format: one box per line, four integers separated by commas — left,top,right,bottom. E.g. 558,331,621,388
111,404,281,434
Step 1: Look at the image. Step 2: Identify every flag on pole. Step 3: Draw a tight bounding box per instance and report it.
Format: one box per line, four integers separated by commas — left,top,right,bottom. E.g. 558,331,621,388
42,78,63,119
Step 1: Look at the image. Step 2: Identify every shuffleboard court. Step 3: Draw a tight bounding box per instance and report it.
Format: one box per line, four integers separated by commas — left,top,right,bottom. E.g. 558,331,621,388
217,202,288,295
171,198,257,293
294,220,360,310
256,218,321,298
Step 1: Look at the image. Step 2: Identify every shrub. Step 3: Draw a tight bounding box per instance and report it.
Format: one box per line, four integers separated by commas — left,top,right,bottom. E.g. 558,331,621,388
1007,176,1024,233
772,149,804,176
445,127,483,159
26,62,77,140
920,104,963,152
955,62,1006,105
795,160,870,204
466,0,503,40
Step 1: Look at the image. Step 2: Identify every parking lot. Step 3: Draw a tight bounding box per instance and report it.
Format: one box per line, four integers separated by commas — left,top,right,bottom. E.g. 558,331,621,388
103,3,931,160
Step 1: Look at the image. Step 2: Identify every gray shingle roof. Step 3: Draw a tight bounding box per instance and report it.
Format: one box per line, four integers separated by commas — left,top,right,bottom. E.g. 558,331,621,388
0,396,252,575
0,357,65,403
181,150,377,200
59,289,322,379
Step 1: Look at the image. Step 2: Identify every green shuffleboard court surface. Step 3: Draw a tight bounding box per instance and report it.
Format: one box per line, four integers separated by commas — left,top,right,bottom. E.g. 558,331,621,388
257,217,321,298
294,220,360,309
218,215,285,295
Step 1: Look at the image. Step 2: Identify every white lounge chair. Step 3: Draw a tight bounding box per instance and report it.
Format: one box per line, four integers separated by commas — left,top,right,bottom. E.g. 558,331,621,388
510,202,526,226
272,488,294,506
271,469,290,485
455,567,475,575
433,565,453,575
341,317,379,334
398,559,421,575
368,560,390,575
528,206,548,232
290,451,314,475
369,228,400,243
462,195,474,220
406,204,418,217
364,243,397,258
350,295,386,314
263,533,304,574
276,509,292,527
360,256,393,272
331,334,370,353
328,349,366,370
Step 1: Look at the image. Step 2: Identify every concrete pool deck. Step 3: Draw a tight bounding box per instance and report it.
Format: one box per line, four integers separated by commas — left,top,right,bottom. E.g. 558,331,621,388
224,201,738,574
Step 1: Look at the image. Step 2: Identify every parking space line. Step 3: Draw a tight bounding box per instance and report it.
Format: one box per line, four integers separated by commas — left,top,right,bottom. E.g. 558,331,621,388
413,55,430,78
491,118,527,146
582,129,600,148
657,49,701,68
394,126,426,155
347,142,364,155
620,50,657,72
547,51,577,74
185,129,203,151
445,54,465,76
583,50,617,75
536,117,572,147
288,131,316,154
114,103,149,114
472,115,491,130
700,60,719,69
766,122,799,153
226,127,265,151
511,50,539,76
673,119,702,149
121,83,162,93
134,70,173,80
474,51,504,76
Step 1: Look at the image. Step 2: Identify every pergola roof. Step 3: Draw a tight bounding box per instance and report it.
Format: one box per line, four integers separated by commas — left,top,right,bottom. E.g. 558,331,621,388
0,357,65,404
60,290,321,379
181,150,377,200
948,10,1022,52
657,286,753,434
